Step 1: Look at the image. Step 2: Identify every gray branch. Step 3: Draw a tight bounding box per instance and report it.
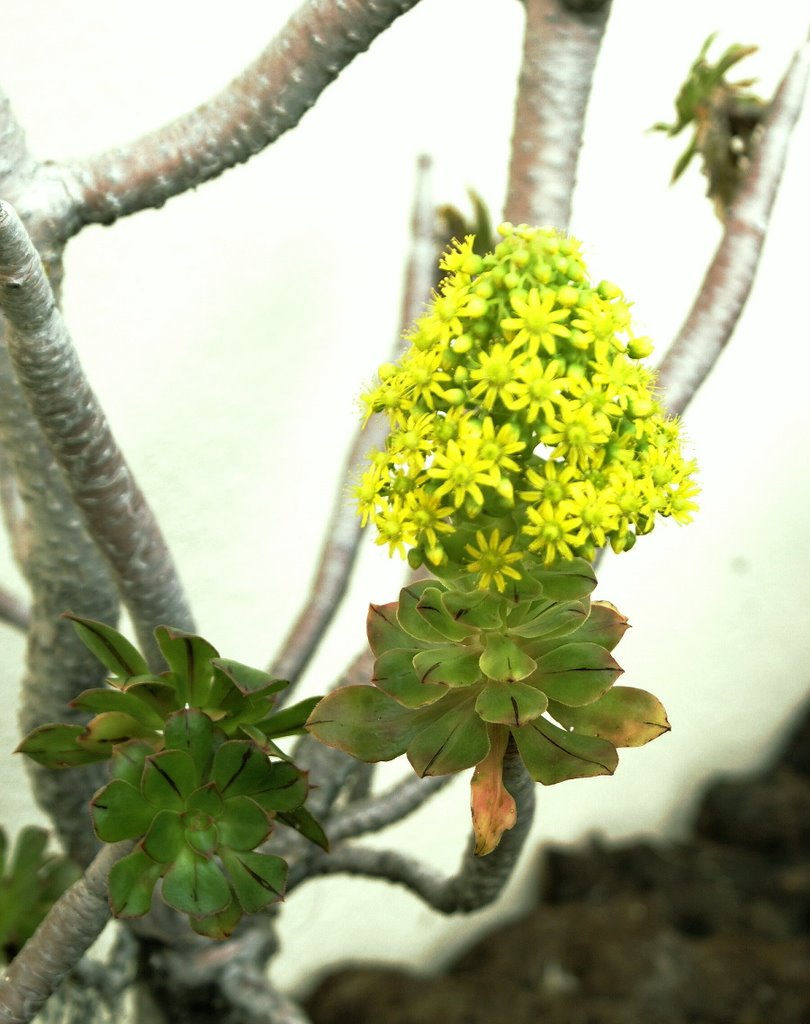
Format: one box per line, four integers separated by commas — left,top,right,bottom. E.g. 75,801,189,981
0,202,194,666
57,0,423,233
505,0,612,229
328,772,453,843
0,841,132,1024
656,32,810,416
0,582,30,632
288,741,536,912
271,155,436,689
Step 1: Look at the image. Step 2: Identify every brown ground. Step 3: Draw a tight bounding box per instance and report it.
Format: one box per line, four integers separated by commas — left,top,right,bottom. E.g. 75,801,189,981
306,702,810,1024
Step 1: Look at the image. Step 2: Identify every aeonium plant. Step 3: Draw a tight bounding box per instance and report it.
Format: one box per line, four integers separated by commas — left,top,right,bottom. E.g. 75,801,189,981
17,616,327,938
307,222,699,854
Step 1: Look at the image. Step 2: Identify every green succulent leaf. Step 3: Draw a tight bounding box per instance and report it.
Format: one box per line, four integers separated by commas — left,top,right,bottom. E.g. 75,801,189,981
142,750,198,810
69,687,164,728
221,849,287,914
91,779,155,842
416,587,476,641
248,761,308,813
110,741,153,787
211,741,276,800
141,809,185,863
188,893,243,940
15,724,109,769
412,645,482,687
78,711,155,751
549,686,670,747
531,643,622,706
479,633,537,683
276,807,329,852
475,681,549,727
397,581,453,644
237,725,294,762
533,559,597,601
161,847,231,918
501,572,544,603
563,601,629,651
217,796,272,851
64,613,149,680
210,658,287,700
367,602,425,656
122,679,179,720
186,783,224,818
512,716,618,785
7,826,47,880
154,626,219,706
507,599,588,640
185,824,219,857
306,686,423,762
373,648,447,708
407,693,489,777
163,708,214,782
107,847,162,918
441,588,504,631
252,696,322,738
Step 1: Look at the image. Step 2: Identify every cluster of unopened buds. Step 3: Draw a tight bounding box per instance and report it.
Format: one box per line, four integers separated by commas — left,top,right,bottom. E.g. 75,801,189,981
308,224,698,854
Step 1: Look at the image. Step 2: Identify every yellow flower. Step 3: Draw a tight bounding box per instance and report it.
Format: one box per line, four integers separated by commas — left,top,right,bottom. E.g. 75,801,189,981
469,343,524,410
464,528,523,592
501,288,571,355
427,439,497,509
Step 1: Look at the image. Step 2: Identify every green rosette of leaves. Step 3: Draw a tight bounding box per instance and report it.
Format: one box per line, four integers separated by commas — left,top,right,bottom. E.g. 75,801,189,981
1,826,81,964
92,709,310,938
308,560,669,855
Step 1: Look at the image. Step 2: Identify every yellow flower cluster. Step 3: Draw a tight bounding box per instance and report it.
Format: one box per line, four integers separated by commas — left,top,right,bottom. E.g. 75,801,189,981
356,223,698,590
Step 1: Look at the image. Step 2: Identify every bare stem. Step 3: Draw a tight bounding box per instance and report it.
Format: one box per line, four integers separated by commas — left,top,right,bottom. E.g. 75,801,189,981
288,741,535,912
656,32,810,416
0,202,193,666
505,0,612,229
0,841,132,1024
328,772,453,843
58,0,423,233
270,155,436,688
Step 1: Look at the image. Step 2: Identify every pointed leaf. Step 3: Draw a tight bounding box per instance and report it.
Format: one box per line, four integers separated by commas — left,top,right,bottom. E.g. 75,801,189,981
533,558,597,601
142,750,198,810
512,716,618,785
122,679,179,719
412,645,482,687
110,740,153,787
397,581,453,643
221,849,287,913
16,724,108,769
210,658,286,699
532,643,622,706
248,761,308,812
8,827,48,880
252,696,322,738
549,687,670,747
442,588,504,631
475,681,548,727
479,633,537,683
108,847,161,918
373,648,447,708
70,687,164,728
161,847,231,918
470,726,516,856
91,779,155,842
407,693,489,777
64,613,149,680
238,725,294,762
367,602,425,657
154,626,219,706
78,711,155,751
564,601,629,652
218,796,272,851
211,741,275,800
415,587,476,641
507,600,588,640
276,807,329,852
141,809,184,863
163,708,214,782
307,686,423,763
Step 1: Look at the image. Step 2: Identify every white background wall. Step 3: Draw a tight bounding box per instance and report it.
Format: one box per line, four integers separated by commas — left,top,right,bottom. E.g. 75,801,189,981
0,0,808,998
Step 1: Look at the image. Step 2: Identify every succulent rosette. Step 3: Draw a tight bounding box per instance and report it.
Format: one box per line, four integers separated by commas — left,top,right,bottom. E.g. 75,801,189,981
308,223,693,854
308,563,669,854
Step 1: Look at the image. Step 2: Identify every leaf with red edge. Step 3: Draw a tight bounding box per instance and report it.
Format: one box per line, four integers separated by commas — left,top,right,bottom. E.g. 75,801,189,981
549,686,670,747
64,613,149,680
108,848,161,918
367,602,426,656
91,779,154,842
373,648,446,708
406,693,489,777
161,846,231,918
15,724,109,769
220,849,287,913
531,643,622,706
512,716,618,785
306,687,423,763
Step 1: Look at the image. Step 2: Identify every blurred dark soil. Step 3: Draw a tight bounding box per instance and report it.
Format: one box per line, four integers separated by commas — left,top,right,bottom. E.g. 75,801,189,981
306,703,810,1024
